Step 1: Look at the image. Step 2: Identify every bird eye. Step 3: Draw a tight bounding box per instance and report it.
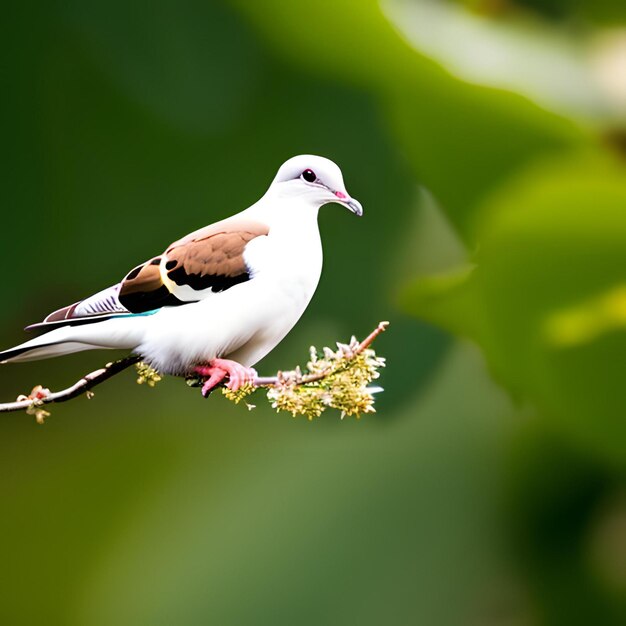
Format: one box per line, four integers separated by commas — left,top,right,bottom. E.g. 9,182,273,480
301,169,317,183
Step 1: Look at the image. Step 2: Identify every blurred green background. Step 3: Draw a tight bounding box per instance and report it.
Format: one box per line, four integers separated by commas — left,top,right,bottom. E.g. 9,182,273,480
2,1,626,624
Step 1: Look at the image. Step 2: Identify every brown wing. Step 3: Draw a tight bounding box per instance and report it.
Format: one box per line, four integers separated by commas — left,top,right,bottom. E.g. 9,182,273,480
117,256,182,313
118,219,269,313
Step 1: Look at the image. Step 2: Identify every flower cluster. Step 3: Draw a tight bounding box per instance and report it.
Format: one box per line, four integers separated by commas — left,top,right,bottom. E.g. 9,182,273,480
266,337,386,420
221,383,256,407
135,362,162,387
16,385,51,424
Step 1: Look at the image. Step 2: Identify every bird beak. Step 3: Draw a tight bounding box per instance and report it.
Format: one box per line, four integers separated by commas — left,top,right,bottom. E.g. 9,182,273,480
334,191,363,217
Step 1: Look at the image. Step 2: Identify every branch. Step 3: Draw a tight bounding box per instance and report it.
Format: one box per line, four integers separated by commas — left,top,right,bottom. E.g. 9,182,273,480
0,356,141,422
249,320,389,419
0,322,389,422
252,320,388,386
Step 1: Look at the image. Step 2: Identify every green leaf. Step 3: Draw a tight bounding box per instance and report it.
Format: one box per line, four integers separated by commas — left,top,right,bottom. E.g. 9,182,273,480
410,152,626,464
399,266,482,341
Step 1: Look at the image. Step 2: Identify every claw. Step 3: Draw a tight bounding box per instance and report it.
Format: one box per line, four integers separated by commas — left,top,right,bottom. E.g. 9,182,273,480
194,359,257,397
201,369,227,397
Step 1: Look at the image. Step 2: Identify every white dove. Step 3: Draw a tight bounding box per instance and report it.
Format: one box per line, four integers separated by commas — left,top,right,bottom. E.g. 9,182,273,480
0,155,362,396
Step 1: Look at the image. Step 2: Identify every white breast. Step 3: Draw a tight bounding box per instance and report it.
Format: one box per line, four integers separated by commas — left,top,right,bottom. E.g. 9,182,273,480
229,211,323,366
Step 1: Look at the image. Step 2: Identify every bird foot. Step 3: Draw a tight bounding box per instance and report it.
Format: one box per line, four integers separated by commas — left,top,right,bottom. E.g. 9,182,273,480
194,359,257,397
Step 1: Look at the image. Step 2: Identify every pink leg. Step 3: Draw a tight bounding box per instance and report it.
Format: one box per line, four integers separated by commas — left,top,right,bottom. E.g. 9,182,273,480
194,365,228,397
194,359,257,397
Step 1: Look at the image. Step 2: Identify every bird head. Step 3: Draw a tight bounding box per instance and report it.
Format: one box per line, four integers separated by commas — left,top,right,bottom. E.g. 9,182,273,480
271,155,363,216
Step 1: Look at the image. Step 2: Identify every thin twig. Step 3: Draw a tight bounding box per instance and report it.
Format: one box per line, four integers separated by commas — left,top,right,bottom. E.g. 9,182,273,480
0,356,141,414
253,320,389,386
0,322,389,416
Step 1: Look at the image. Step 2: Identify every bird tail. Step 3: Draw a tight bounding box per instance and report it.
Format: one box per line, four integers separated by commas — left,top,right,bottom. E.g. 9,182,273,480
0,327,97,363
0,317,145,364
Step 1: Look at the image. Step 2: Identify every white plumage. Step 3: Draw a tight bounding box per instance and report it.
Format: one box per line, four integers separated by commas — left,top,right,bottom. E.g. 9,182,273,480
1,155,362,394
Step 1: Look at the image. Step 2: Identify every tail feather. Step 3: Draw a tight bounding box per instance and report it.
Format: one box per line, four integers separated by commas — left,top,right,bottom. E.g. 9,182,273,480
0,341,94,363
1,315,146,364
0,326,94,363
